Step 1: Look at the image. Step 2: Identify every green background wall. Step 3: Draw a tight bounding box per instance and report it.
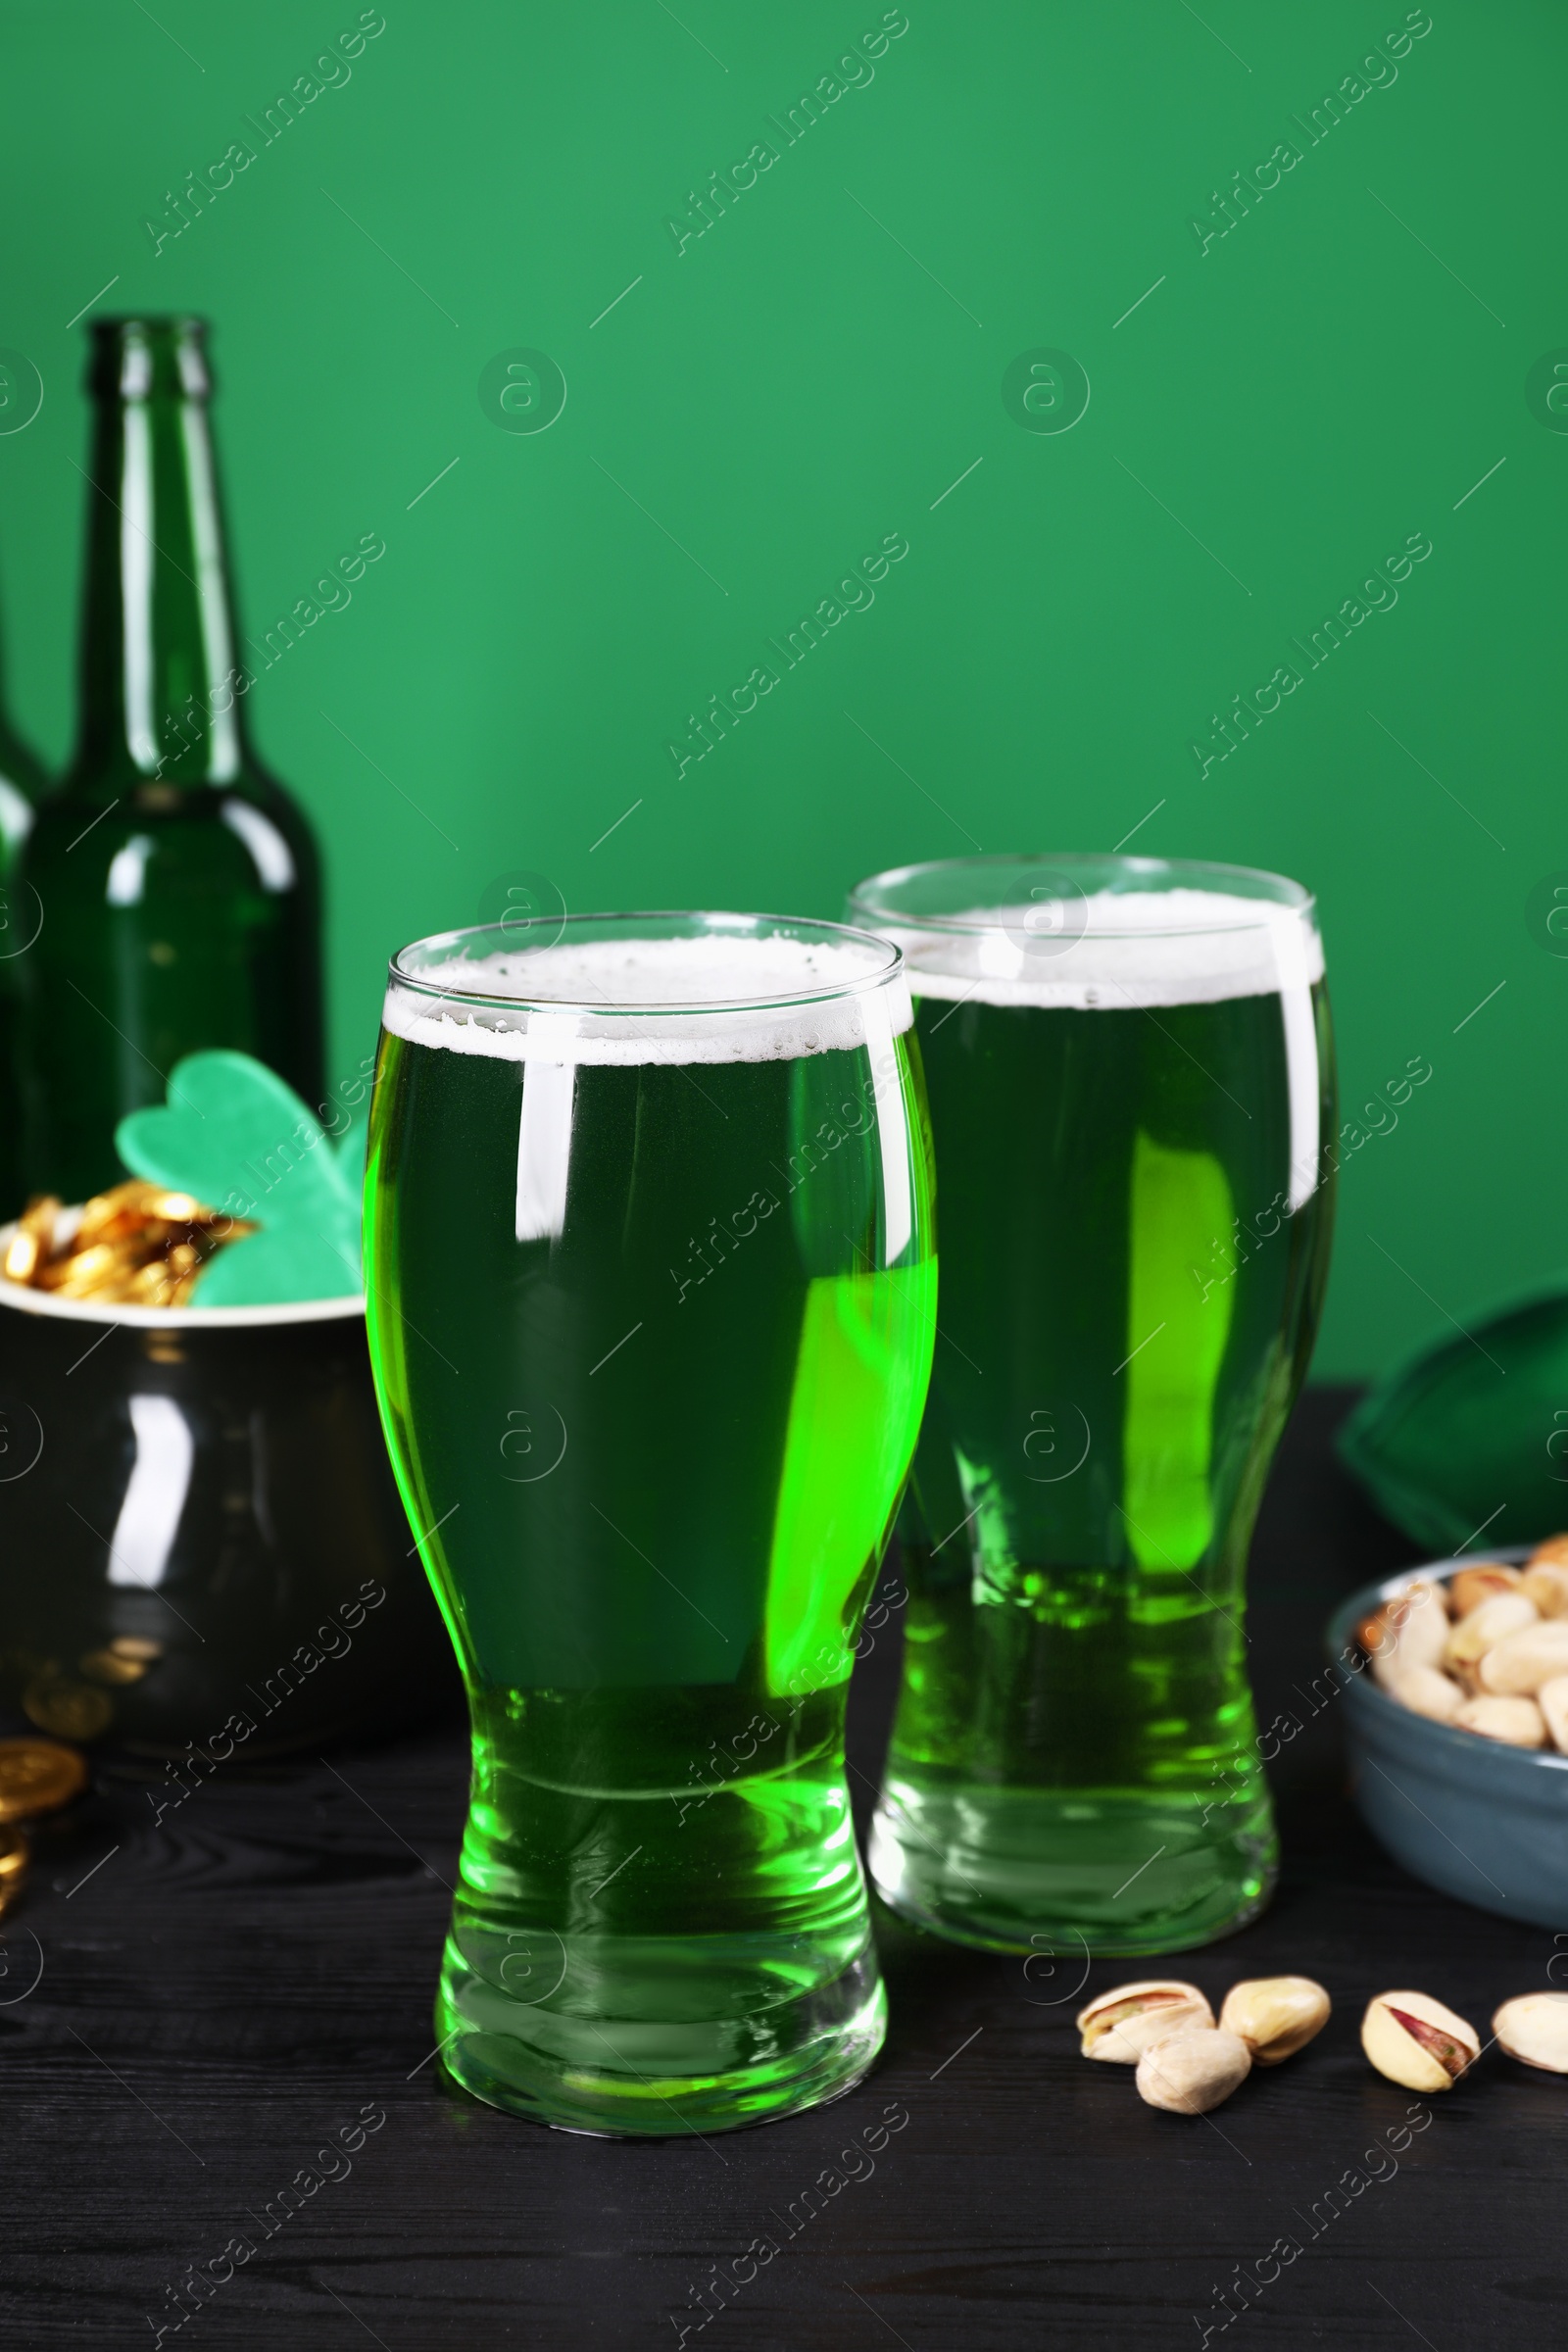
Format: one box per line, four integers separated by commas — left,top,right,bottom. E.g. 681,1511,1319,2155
0,0,1561,1379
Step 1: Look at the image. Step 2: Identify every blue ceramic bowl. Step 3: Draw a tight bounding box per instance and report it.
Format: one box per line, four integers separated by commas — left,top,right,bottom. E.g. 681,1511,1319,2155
1327,1548,1568,1929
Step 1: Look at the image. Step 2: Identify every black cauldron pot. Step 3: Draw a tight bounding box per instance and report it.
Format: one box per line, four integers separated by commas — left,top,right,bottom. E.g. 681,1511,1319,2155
0,1263,456,1760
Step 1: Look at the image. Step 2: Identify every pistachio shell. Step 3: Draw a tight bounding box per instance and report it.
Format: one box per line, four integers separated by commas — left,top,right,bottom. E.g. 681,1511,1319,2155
1136,2025,1251,2114
1218,1976,1331,2064
1361,1990,1479,2091
1383,1662,1463,1724
1446,1592,1538,1665
1075,1979,1213,2063
1453,1693,1546,1747
1398,1581,1456,1664
1361,1581,1450,1681
1493,1991,1568,2073
1537,1674,1568,1754
1476,1621,1568,1695
1447,1564,1523,1618
1526,1533,1568,1568
1521,1561,1568,1619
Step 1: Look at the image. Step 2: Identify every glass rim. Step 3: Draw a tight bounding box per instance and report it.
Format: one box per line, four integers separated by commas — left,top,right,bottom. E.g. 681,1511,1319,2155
848,852,1318,937
387,908,906,1018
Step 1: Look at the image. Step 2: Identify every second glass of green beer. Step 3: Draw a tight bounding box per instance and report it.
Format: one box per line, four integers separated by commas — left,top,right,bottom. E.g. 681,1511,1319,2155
364,911,935,2132
847,856,1335,1955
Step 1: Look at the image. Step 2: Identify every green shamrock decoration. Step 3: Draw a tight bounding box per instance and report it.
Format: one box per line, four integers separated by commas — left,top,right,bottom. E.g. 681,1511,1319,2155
115,1051,363,1307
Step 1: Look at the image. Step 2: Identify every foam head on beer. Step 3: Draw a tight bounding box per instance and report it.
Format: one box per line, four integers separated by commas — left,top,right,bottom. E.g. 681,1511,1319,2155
880,885,1324,1210
383,933,914,1065
884,886,1325,1010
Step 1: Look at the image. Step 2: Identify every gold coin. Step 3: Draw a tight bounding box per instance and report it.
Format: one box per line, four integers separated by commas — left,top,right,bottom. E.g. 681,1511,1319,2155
80,1647,147,1687
0,1826,30,1911
21,1681,114,1742
33,1684,113,1740
43,1243,124,1297
5,1194,62,1284
75,1180,168,1243
0,1737,89,1819
124,1263,181,1307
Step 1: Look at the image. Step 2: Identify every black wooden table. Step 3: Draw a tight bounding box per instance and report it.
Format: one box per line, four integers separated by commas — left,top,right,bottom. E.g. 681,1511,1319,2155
7,1388,1556,2350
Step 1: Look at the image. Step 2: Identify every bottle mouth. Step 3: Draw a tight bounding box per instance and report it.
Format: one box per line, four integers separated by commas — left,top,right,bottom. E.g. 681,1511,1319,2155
88,317,211,401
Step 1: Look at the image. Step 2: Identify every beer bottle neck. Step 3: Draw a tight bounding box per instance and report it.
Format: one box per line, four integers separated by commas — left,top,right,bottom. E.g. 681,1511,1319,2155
77,318,251,789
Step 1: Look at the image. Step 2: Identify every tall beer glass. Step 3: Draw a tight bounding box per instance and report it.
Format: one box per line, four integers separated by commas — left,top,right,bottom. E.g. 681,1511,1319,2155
847,858,1334,1954
364,912,935,2132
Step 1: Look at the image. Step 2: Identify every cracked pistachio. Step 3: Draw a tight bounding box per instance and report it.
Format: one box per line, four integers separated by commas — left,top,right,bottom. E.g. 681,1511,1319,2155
1447,1563,1523,1619
1076,1980,1212,2063
1527,1533,1568,1568
1493,1992,1568,2074
1218,1976,1332,2065
1476,1620,1568,1696
1136,2025,1251,2114
1360,1579,1449,1680
1453,1693,1546,1747
1521,1560,1568,1619
1446,1592,1538,1666
1361,1990,1479,2091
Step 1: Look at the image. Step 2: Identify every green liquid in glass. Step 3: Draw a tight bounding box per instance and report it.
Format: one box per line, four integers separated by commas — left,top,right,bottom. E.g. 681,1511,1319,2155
366,1015,934,2133
872,982,1335,1955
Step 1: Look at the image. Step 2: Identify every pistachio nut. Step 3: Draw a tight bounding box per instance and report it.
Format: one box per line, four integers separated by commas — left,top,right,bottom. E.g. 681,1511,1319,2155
1476,1620,1568,1696
1453,1693,1546,1746
1536,1674,1568,1754
1218,1975,1331,2065
1360,1580,1450,1679
1136,2025,1251,2114
1446,1591,1538,1666
1383,1662,1462,1724
1076,1979,1213,2063
1527,1533,1568,1568
1361,1990,1479,2091
1355,1604,1389,1655
1493,1991,1568,2074
1447,1563,1523,1619
1521,1560,1568,1619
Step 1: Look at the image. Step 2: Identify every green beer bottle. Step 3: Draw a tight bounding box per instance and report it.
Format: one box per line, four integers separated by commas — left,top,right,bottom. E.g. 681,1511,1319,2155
15,317,322,1202
0,685,47,1214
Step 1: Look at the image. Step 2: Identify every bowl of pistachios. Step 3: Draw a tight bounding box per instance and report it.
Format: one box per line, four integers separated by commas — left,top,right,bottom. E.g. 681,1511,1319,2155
1327,1543,1568,1927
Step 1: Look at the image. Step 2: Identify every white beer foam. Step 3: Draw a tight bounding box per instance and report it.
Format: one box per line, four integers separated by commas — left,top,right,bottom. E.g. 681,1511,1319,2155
382,934,912,1066
884,888,1325,1010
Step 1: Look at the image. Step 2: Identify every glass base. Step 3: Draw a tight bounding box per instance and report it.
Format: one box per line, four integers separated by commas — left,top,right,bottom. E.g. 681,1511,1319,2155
869,1778,1277,1955
434,1929,887,2137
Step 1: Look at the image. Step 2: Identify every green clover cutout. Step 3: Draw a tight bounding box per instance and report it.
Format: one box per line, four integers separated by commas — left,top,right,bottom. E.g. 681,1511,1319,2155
115,1051,363,1307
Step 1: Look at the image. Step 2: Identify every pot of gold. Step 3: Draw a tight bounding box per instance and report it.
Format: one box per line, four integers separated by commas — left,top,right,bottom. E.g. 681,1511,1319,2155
0,1055,454,1760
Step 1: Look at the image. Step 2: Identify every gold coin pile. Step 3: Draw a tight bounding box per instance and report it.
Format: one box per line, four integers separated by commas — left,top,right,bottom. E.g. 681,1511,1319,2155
0,1738,91,1917
3,1182,255,1306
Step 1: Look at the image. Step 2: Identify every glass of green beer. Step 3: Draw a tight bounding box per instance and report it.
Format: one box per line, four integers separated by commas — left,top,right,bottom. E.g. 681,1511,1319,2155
364,911,936,2132
846,856,1335,1955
